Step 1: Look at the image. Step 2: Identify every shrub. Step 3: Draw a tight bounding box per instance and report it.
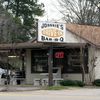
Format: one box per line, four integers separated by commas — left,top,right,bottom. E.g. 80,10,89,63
60,80,76,86
60,80,84,87
75,80,85,87
93,79,100,86
45,86,68,90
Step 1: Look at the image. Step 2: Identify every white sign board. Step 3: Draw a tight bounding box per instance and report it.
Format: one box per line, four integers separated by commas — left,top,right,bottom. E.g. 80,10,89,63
38,21,66,43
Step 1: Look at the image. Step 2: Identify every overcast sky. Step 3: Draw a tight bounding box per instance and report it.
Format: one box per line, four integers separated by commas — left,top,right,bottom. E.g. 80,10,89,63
38,0,63,22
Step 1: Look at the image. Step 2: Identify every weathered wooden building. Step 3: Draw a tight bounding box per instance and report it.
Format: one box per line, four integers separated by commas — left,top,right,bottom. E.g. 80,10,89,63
0,23,100,86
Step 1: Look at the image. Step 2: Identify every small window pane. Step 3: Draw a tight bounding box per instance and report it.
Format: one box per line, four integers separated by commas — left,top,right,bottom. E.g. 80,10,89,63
31,49,48,73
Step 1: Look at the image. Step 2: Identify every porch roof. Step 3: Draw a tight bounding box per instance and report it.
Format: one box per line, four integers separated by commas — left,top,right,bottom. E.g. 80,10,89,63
0,42,86,50
66,24,100,47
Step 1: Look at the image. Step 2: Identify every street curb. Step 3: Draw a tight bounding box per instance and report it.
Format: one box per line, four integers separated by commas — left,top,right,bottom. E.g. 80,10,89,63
0,86,42,92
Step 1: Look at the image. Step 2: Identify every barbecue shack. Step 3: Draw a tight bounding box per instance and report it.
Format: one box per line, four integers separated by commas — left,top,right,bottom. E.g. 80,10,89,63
0,21,100,86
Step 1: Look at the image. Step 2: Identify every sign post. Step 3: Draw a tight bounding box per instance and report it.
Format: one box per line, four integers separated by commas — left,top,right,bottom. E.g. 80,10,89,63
48,44,53,86
38,21,66,86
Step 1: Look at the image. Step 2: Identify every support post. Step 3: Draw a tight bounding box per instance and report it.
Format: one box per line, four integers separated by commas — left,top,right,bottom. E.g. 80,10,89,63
80,46,85,83
48,45,53,86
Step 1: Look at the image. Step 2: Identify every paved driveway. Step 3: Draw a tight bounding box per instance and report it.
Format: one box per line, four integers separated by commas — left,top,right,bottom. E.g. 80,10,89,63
0,88,100,100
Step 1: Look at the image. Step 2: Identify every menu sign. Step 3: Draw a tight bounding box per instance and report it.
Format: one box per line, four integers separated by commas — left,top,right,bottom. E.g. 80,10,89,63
38,21,66,43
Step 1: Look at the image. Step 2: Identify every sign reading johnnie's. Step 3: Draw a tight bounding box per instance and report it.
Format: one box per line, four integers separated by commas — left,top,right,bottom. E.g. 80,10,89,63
38,21,66,43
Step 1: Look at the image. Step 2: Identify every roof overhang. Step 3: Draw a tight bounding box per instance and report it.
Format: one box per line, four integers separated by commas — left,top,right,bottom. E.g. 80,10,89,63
0,42,86,50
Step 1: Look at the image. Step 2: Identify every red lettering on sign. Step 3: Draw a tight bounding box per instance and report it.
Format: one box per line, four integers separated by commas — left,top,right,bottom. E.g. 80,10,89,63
55,52,64,58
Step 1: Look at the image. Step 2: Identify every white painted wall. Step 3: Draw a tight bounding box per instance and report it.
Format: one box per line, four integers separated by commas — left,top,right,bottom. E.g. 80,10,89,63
62,74,89,83
88,46,96,82
64,30,86,43
88,46,100,82
94,48,100,80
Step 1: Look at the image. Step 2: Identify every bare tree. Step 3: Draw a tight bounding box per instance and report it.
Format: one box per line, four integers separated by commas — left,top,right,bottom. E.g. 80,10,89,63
58,0,100,26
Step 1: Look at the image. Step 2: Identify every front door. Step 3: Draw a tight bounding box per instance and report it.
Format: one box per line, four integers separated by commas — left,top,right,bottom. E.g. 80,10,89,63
53,50,64,77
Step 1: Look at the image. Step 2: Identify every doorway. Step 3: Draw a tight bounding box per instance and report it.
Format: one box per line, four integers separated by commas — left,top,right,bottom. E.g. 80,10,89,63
53,49,64,77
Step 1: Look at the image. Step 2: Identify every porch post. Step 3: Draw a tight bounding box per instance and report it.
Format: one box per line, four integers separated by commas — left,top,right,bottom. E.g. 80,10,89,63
80,46,85,83
48,45,53,86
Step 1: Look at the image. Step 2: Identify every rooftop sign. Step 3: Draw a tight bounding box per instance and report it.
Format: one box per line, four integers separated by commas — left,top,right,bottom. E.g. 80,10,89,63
38,21,66,43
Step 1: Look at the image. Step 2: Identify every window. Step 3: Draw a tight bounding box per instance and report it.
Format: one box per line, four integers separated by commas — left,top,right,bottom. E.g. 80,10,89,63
62,48,88,73
67,54,82,73
31,49,48,73
31,48,88,74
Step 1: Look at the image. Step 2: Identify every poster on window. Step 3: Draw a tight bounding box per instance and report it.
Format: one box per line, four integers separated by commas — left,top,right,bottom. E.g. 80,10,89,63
38,21,66,43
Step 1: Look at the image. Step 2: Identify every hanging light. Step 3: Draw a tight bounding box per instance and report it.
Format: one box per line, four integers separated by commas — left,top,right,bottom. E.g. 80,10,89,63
8,56,19,58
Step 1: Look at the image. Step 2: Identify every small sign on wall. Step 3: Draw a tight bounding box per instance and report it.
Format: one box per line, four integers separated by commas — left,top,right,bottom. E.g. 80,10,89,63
38,21,66,43
55,52,64,58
